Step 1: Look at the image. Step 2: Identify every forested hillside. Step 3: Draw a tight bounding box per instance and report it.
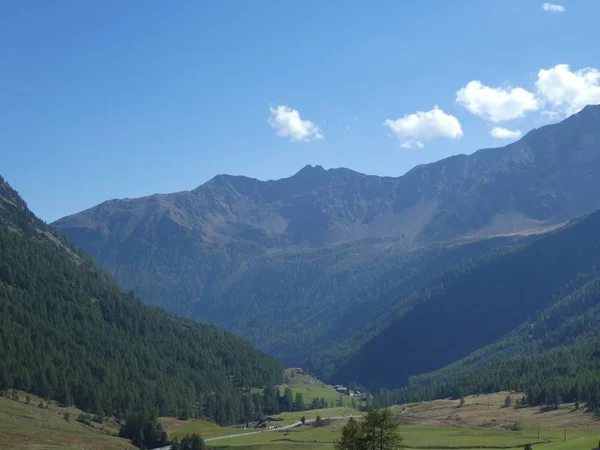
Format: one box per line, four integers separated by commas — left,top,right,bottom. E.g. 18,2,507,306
373,334,600,412
53,105,600,377
338,209,600,392
0,175,283,425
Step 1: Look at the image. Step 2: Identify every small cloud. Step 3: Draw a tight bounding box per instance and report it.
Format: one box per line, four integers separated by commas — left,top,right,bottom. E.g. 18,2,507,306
456,81,539,122
345,116,360,132
490,127,522,139
400,139,425,149
542,3,565,13
384,106,463,149
268,105,323,142
536,64,600,116
540,110,560,120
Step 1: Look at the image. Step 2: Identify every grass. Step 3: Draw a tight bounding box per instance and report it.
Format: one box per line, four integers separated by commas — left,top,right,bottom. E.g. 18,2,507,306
0,391,134,450
161,407,359,447
11,379,600,450
396,424,595,447
185,392,600,450
270,406,359,426
213,420,347,446
222,445,334,450
285,384,354,407
208,423,600,449
281,368,356,408
160,417,254,440
250,369,358,408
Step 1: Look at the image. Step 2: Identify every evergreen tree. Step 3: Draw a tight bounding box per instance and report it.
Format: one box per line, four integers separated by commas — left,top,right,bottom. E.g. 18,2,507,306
172,434,206,450
118,411,167,450
335,417,363,450
294,392,305,411
282,387,294,412
361,408,402,450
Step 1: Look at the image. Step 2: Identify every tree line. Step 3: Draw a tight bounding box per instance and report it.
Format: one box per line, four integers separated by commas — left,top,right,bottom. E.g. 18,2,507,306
366,334,600,417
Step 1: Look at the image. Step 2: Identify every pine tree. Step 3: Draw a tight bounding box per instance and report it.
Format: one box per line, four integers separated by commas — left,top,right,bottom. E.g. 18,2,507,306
282,387,294,412
294,392,305,412
335,417,363,450
361,408,403,450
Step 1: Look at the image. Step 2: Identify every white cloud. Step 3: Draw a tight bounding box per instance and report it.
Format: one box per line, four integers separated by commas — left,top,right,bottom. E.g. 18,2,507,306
456,81,539,122
536,64,600,116
540,110,560,120
400,139,425,149
490,127,522,139
268,105,323,142
384,106,463,148
542,3,565,13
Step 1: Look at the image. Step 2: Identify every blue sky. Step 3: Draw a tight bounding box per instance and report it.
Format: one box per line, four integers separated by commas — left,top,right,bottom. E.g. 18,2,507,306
2,0,600,222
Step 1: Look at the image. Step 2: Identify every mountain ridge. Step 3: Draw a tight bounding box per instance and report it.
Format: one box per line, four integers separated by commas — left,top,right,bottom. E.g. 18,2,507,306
52,104,600,379
57,104,600,248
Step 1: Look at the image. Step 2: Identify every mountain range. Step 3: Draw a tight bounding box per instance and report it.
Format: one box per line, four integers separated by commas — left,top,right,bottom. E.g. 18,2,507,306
53,104,600,387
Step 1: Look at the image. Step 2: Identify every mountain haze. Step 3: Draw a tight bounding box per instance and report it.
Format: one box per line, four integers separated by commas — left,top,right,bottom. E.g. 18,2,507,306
53,105,600,378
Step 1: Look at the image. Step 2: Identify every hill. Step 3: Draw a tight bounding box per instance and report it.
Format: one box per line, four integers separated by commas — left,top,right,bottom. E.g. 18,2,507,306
0,390,135,450
0,174,283,427
52,105,600,377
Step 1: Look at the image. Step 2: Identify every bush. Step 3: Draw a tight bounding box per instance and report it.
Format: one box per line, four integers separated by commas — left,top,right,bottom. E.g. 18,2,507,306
172,433,206,450
77,413,92,426
118,411,167,449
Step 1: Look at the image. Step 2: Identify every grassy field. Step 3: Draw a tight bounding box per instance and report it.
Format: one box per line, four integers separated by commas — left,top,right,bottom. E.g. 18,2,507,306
201,422,600,450
270,406,358,426
0,391,134,450
279,368,355,408
7,386,600,450
160,417,256,440
167,392,600,450
161,406,359,439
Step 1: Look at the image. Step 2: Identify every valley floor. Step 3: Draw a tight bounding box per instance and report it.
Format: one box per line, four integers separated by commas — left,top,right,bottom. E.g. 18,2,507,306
4,390,600,450
162,392,600,450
